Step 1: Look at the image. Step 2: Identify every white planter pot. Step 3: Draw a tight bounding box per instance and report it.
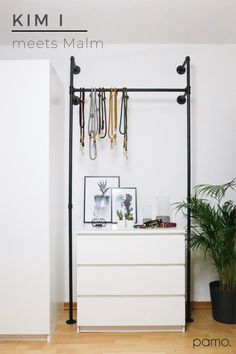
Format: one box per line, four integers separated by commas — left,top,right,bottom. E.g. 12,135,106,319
126,220,135,229
117,220,126,229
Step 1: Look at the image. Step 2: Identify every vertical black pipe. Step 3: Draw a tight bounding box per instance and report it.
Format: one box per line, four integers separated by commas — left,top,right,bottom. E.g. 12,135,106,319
66,57,76,324
186,56,193,323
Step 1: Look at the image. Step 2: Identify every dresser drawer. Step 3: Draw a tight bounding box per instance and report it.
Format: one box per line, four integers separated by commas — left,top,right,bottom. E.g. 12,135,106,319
77,235,185,265
77,265,185,295
77,296,185,326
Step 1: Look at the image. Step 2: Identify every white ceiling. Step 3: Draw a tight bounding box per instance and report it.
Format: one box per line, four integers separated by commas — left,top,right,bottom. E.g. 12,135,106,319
1,0,236,44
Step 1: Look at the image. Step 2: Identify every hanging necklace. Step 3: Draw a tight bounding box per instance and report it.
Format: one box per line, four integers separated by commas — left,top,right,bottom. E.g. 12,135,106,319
79,88,85,153
108,88,114,148
98,88,102,137
88,88,98,160
119,88,129,158
108,88,117,149
98,88,107,139
114,89,118,145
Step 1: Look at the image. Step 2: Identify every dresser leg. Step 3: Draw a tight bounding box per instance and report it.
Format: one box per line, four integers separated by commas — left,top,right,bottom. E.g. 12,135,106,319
77,326,80,334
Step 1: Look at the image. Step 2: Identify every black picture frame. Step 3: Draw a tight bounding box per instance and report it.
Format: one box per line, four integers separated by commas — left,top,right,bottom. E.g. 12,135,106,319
111,187,137,223
84,176,120,223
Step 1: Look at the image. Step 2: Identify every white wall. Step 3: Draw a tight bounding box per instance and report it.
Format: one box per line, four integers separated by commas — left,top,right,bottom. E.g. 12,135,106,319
0,44,235,301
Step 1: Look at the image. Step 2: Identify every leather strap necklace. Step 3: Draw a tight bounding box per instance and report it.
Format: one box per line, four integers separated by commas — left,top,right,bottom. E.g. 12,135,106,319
119,88,129,158
98,88,107,139
114,89,118,145
79,88,85,153
108,88,118,148
108,89,114,148
88,88,98,160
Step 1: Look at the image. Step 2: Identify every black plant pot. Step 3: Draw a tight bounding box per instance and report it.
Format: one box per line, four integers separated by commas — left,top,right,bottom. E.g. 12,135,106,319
209,281,236,324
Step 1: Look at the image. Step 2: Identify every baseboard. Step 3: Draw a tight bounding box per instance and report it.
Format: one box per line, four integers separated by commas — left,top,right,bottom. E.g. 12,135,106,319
0,334,49,342
64,301,211,311
192,301,211,309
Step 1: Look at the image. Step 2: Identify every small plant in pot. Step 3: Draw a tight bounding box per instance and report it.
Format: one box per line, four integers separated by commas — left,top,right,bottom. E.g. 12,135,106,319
176,178,236,324
117,210,125,228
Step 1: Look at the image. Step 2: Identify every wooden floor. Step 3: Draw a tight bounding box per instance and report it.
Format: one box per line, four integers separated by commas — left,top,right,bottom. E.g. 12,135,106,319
0,309,235,354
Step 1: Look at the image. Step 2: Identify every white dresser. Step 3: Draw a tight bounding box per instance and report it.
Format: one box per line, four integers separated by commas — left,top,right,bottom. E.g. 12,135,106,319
77,227,186,333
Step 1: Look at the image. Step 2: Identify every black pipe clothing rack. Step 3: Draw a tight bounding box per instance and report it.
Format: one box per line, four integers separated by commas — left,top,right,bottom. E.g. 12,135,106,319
66,56,193,326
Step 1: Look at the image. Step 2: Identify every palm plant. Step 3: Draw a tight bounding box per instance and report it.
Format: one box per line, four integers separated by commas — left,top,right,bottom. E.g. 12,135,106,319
176,178,236,291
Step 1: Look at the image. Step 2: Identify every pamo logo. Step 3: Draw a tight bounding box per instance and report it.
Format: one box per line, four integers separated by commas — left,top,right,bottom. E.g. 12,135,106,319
193,337,231,349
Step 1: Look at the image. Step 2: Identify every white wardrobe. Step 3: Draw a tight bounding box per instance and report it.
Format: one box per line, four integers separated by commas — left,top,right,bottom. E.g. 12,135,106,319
0,60,65,341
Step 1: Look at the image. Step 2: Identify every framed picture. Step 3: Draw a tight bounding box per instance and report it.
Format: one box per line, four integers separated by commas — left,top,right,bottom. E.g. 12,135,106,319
84,176,120,223
111,187,137,223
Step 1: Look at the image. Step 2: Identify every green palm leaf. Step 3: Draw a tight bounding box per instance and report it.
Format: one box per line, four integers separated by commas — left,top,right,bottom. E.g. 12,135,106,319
176,178,236,290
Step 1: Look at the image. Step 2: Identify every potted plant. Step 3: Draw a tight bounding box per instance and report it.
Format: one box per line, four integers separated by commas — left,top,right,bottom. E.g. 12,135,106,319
176,178,236,324
117,210,125,228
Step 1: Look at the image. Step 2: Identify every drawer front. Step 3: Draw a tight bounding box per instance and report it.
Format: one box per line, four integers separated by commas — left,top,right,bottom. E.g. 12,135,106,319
77,265,185,295
77,235,185,265
77,296,185,326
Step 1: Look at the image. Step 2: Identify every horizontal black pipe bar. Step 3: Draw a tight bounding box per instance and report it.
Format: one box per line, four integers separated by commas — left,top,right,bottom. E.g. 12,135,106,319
73,88,187,93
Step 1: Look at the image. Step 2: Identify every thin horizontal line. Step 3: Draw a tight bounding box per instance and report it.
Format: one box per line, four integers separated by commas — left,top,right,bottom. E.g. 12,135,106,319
77,264,185,267
77,295,185,298
11,29,88,33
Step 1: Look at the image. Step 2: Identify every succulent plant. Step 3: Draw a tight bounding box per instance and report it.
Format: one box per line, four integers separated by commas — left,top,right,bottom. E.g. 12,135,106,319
125,213,134,220
117,210,124,220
